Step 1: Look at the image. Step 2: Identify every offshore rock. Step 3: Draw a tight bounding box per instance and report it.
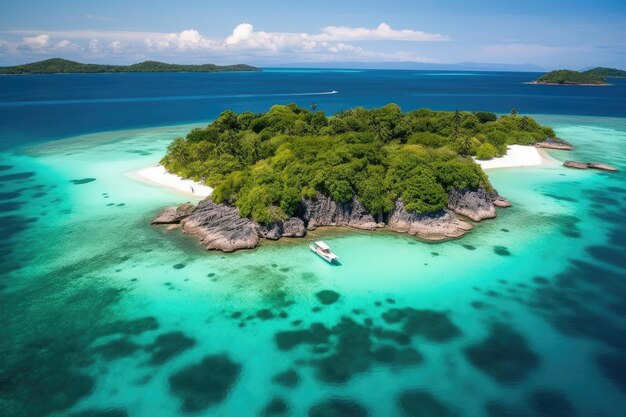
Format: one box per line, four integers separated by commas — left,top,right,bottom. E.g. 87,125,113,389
447,188,497,221
388,199,473,241
300,193,380,231
152,202,195,224
564,160,619,172
181,199,259,252
534,137,574,150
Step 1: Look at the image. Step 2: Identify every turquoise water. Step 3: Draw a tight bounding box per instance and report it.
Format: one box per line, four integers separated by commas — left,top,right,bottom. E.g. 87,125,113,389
1,115,624,417
1,72,625,417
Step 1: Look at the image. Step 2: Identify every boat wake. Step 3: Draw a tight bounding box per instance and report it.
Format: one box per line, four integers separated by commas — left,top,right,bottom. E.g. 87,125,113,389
0,91,339,107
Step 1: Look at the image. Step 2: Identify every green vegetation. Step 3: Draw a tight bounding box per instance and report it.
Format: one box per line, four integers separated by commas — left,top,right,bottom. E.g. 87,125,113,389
535,69,606,85
0,58,259,74
475,143,498,160
582,67,626,78
161,104,556,224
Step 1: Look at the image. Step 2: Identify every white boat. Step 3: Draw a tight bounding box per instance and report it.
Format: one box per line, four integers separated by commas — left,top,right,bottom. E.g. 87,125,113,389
309,240,339,263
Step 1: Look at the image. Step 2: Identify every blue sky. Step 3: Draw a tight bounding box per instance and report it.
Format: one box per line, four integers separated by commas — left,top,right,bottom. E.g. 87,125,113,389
1,0,625,69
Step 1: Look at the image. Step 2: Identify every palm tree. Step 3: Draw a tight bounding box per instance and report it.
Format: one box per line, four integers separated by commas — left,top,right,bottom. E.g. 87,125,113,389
450,110,462,140
457,135,473,156
520,116,530,130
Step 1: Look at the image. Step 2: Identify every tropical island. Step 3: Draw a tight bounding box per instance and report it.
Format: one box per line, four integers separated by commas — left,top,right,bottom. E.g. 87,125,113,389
583,67,626,78
530,67,626,85
0,58,259,74
150,104,560,252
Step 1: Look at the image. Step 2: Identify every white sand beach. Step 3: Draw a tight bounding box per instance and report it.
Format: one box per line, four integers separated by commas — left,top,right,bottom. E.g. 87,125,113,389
475,145,556,170
129,165,213,199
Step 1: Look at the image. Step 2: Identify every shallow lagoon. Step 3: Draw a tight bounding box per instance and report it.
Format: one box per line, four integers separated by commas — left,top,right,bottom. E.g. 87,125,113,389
0,113,624,417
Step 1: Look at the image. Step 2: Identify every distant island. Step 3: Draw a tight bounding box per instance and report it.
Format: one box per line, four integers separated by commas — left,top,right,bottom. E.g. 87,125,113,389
531,67,626,85
583,67,626,78
152,105,558,251
0,58,259,74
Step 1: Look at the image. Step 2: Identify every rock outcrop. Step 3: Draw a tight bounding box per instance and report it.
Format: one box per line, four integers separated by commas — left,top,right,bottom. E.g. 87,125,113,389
259,217,307,240
447,188,498,221
300,193,381,231
493,197,512,208
153,188,509,252
534,137,574,150
563,160,619,172
180,199,260,252
151,202,195,224
388,199,473,241
282,217,307,237
153,201,307,251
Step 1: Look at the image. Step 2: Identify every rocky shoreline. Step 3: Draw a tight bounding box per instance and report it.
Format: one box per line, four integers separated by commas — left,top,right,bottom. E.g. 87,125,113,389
152,189,511,252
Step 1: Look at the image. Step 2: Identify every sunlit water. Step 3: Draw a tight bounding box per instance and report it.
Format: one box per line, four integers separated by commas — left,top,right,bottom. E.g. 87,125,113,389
0,72,625,417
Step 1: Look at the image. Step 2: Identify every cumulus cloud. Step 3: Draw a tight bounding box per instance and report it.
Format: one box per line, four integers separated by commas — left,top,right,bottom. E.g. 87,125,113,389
219,22,446,51
225,23,254,45
2,23,445,62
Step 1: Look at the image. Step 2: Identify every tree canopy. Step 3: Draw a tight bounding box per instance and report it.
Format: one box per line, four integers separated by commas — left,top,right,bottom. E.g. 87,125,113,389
161,104,555,224
582,67,626,78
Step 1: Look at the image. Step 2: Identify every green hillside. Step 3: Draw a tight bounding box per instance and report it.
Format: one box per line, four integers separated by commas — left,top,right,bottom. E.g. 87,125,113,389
583,67,626,78
535,69,606,85
0,58,259,74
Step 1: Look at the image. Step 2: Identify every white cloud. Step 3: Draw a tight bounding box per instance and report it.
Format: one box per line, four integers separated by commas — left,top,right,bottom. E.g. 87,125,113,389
225,23,254,45
89,39,100,53
22,34,49,48
1,23,446,63
317,23,448,41
218,22,446,52
109,41,122,52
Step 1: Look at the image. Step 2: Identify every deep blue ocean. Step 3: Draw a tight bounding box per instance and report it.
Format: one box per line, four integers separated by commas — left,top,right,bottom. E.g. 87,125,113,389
1,69,626,148
0,70,625,417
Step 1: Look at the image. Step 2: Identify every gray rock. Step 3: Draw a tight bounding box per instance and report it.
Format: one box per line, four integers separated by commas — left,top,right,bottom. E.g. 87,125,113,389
258,217,307,240
157,187,502,251
259,222,283,240
447,188,497,222
534,138,574,150
588,162,618,172
300,193,381,231
563,160,589,169
388,199,473,241
152,202,196,224
564,160,618,172
181,199,259,252
282,217,306,237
